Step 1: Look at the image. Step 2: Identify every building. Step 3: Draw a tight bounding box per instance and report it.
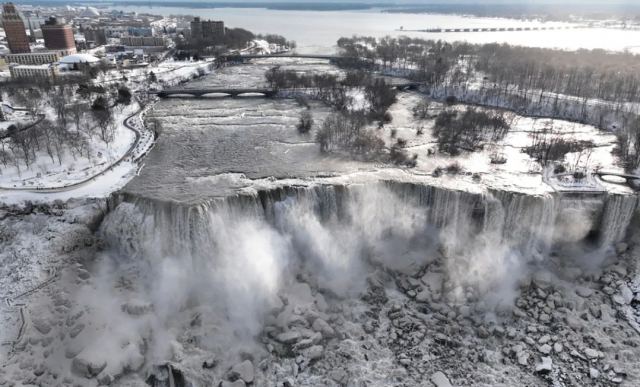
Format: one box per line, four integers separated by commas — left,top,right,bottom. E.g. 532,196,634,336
41,17,76,54
1,3,31,53
202,20,225,40
4,51,60,65
190,17,224,43
9,63,58,80
58,53,100,72
84,26,107,46
190,17,202,41
119,36,166,47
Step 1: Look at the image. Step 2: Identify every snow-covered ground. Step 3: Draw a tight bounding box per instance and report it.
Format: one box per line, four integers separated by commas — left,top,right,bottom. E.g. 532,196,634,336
0,57,213,203
0,103,137,190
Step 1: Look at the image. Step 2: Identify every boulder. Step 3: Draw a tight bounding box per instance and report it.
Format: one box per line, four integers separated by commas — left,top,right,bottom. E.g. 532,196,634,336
516,351,530,366
532,272,553,290
615,242,628,254
221,381,246,387
535,357,553,374
302,345,324,361
312,319,335,338
619,285,634,305
538,344,552,355
584,348,600,359
229,360,254,384
430,371,452,387
31,317,52,335
71,356,106,379
576,286,593,298
276,331,302,344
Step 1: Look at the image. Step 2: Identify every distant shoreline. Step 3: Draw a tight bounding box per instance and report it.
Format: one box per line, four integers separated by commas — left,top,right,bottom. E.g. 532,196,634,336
15,1,640,19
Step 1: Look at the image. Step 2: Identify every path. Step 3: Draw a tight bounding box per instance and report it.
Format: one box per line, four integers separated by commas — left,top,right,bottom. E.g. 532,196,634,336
1,268,58,355
0,100,156,193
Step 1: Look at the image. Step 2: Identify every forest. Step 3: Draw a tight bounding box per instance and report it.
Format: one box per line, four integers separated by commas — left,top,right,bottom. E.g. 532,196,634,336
337,36,640,171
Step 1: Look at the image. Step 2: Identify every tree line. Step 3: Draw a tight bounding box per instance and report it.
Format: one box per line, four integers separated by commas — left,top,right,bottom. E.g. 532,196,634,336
336,36,640,171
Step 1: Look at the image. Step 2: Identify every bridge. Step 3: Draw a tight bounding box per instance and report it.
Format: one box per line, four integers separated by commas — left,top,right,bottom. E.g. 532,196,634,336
219,54,342,61
155,88,277,98
214,54,366,66
595,171,640,186
154,81,421,99
401,25,587,34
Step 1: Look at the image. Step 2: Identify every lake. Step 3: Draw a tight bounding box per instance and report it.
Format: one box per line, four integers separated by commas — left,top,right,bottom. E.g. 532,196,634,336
111,5,640,54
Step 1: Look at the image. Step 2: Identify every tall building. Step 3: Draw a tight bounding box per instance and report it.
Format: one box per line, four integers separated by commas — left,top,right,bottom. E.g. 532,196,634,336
202,20,225,40
84,26,106,46
1,3,31,53
41,17,76,53
190,17,202,41
190,17,224,43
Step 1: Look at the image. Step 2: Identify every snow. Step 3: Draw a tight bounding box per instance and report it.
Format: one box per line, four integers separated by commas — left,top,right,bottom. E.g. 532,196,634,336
0,103,137,190
0,57,212,204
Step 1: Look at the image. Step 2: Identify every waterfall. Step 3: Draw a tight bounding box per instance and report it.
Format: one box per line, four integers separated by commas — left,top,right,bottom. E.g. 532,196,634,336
103,182,638,267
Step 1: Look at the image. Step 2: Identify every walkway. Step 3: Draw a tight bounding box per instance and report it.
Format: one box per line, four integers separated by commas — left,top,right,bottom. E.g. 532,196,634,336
0,100,156,193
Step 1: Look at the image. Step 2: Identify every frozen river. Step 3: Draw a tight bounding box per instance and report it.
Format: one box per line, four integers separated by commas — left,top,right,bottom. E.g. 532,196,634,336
113,5,640,54
124,58,625,203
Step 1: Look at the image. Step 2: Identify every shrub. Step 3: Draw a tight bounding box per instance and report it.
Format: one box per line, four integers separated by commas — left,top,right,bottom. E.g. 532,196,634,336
117,86,132,105
445,162,463,175
553,164,567,174
297,111,314,133
412,100,431,119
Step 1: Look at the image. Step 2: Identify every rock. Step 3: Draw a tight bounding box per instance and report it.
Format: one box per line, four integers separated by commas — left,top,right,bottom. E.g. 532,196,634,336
276,331,302,344
477,327,491,339
610,264,628,277
293,338,314,351
538,344,552,355
229,360,254,384
584,348,600,359
415,289,431,303
615,242,628,254
532,272,552,290
221,381,246,387
589,367,600,379
314,293,328,312
69,324,85,339
31,317,52,335
97,373,113,386
576,286,593,298
535,357,553,374
619,285,634,305
71,357,106,379
430,371,452,387
329,369,348,384
553,343,563,353
312,318,335,338
539,335,551,344
302,345,324,361
202,358,217,369
517,351,530,366
538,313,551,324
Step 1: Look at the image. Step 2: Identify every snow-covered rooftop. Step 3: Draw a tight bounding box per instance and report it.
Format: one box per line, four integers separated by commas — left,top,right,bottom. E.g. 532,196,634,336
59,53,100,64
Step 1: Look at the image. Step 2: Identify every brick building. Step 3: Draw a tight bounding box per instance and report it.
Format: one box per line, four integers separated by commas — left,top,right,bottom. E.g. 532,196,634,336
41,17,76,54
1,3,30,53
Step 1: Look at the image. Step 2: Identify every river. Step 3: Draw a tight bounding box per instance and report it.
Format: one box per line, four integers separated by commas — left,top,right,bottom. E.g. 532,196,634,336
111,5,640,54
